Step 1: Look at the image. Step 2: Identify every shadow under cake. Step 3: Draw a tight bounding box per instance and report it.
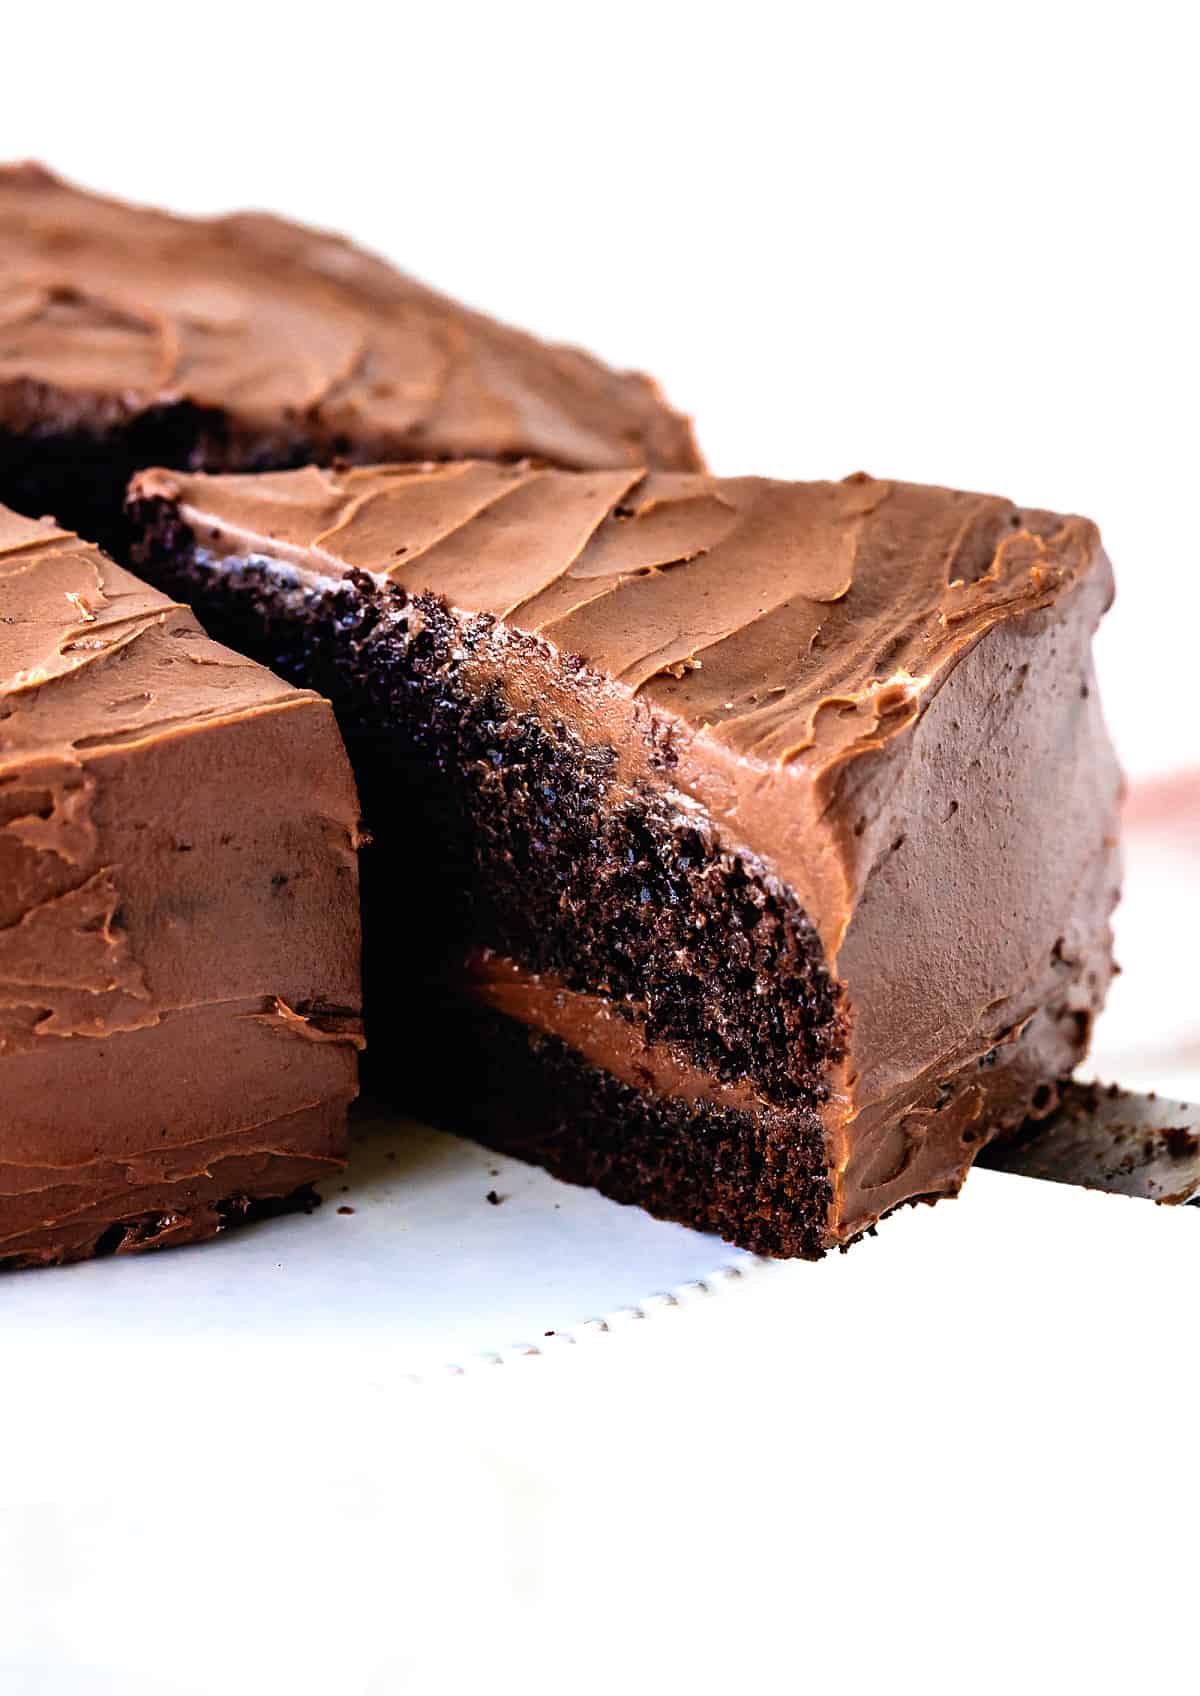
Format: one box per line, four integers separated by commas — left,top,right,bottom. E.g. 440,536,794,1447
127,461,1121,1256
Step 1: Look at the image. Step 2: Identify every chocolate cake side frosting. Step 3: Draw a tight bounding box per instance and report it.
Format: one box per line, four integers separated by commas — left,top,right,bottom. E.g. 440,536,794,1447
0,164,700,549
128,462,1121,1255
0,503,363,1267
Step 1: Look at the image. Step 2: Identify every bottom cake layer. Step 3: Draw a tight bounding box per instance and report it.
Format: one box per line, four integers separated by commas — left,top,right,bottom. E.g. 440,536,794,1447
393,969,1091,1257
398,994,833,1259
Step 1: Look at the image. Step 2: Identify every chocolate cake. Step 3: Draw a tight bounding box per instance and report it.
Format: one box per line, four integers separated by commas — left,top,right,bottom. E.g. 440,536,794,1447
128,462,1121,1256
0,502,362,1267
0,165,700,552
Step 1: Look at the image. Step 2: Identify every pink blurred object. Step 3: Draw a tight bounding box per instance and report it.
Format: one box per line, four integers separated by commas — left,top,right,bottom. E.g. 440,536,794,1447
1087,770,1198,1099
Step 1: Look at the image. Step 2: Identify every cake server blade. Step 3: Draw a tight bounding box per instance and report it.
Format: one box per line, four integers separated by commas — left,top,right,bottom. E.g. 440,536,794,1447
980,1081,1200,1205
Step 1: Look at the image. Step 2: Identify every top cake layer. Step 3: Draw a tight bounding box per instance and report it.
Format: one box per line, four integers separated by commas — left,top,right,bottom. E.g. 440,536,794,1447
131,458,1108,952
0,164,699,473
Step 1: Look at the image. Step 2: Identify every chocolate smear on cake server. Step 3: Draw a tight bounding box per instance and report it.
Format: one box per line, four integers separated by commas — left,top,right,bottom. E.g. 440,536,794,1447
982,1082,1200,1205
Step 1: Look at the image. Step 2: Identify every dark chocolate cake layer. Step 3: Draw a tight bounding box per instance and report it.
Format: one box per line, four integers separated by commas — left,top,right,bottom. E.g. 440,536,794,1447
128,462,1121,1255
0,502,363,1267
0,165,699,550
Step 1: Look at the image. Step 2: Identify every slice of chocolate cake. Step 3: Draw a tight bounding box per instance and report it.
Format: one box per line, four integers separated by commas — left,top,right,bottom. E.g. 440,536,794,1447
0,503,362,1267
128,463,1121,1256
0,165,699,551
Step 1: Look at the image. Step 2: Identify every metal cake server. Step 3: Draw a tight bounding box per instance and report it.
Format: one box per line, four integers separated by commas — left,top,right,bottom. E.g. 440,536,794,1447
980,1081,1200,1205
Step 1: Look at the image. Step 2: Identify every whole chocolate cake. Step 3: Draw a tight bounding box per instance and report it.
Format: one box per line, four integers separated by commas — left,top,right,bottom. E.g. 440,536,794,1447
0,502,363,1266
128,462,1121,1256
0,166,699,551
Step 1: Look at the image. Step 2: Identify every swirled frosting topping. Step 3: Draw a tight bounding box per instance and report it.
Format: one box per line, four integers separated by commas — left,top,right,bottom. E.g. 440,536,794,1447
0,164,700,473
133,459,1100,779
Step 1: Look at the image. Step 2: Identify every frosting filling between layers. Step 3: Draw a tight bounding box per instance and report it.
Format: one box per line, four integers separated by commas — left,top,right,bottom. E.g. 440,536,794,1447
456,950,771,1118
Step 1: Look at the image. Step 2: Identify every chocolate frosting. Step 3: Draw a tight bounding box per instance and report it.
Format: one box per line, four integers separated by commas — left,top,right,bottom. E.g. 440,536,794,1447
0,503,363,1264
0,164,699,474
459,949,772,1119
134,461,1120,1241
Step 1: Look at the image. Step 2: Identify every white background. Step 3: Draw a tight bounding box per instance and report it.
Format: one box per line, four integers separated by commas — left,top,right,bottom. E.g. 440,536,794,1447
1,4,1198,1693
